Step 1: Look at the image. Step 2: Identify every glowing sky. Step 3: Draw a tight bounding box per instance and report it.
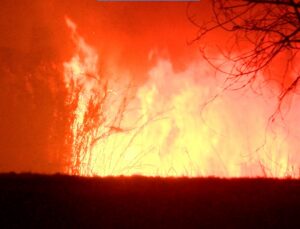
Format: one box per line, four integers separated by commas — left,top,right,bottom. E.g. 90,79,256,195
0,0,299,177
0,0,205,173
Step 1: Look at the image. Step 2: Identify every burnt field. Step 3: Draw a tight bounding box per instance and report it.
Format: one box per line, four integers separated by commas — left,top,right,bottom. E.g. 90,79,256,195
0,173,300,228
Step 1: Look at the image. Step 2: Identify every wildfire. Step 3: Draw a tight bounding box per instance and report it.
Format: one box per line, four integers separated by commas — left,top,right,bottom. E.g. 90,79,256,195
64,18,300,178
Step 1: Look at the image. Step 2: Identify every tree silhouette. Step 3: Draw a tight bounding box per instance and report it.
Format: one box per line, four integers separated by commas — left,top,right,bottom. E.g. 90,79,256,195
189,0,300,109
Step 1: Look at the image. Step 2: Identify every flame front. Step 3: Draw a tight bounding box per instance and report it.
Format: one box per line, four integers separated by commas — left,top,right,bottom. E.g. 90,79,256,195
64,18,300,178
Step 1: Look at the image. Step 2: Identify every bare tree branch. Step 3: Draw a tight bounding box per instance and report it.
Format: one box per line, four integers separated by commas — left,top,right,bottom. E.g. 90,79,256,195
189,0,300,105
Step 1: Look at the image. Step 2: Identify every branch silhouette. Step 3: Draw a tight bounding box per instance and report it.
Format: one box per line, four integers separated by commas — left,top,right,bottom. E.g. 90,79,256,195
189,0,300,107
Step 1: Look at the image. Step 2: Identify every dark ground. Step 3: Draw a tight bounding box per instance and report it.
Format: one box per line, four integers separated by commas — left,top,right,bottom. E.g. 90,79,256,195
0,173,300,228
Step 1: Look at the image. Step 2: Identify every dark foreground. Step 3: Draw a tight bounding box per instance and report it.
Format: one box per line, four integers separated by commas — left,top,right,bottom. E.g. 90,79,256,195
1,174,300,228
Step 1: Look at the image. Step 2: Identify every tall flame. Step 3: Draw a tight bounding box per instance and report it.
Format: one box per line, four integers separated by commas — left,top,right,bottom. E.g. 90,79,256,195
64,18,300,177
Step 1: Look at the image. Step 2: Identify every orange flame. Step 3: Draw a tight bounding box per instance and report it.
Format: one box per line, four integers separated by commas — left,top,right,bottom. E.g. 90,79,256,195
64,18,300,178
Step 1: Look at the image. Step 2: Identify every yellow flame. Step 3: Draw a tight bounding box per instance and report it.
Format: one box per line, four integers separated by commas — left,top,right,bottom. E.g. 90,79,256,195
64,18,300,178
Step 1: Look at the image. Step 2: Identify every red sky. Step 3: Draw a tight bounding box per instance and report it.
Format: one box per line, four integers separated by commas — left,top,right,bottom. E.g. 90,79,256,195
1,1,209,74
0,0,210,173
1,0,298,176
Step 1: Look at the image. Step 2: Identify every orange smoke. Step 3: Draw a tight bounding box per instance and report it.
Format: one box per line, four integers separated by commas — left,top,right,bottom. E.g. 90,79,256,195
64,18,300,178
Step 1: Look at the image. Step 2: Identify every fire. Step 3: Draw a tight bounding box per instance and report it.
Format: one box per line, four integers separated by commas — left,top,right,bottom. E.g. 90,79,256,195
64,18,300,178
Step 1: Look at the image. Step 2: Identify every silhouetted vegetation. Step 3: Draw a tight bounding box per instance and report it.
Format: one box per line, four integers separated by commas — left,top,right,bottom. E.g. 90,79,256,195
1,173,300,228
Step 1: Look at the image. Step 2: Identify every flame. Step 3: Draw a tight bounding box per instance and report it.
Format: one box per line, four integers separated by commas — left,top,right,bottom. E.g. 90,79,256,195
64,18,300,178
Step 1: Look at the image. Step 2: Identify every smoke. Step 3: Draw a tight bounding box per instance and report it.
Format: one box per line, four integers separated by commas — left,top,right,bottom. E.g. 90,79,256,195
64,16,300,177
2,0,298,176
120,57,300,177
